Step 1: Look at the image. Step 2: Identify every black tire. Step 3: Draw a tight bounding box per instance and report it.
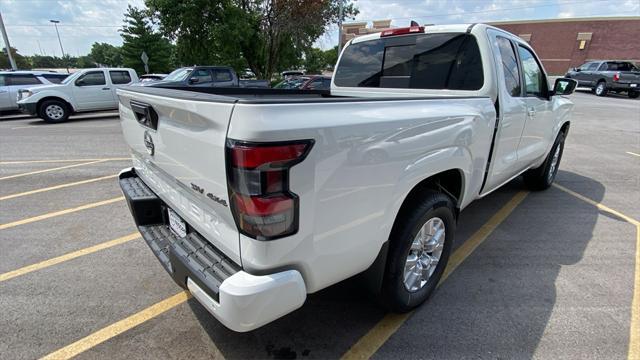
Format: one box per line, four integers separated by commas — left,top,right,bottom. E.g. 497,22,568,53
38,99,69,123
523,131,565,191
380,190,456,312
629,90,639,99
594,81,608,97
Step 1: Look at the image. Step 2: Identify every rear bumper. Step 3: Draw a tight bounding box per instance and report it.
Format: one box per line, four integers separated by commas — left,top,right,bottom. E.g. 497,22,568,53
118,167,306,332
610,82,639,91
18,102,37,115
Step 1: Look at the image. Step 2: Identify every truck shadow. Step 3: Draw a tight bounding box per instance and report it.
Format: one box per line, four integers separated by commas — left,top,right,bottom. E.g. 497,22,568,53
188,170,604,359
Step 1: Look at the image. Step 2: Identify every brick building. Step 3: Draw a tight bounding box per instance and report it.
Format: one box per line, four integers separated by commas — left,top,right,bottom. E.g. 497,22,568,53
340,16,640,75
490,17,640,75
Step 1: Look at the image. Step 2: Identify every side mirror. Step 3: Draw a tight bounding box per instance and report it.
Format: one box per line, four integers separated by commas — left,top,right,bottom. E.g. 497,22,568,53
188,77,199,84
552,78,577,96
574,68,581,72
76,79,85,86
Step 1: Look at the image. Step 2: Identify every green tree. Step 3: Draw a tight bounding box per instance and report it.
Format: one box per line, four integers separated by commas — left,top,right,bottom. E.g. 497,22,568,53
303,47,327,74
120,5,173,74
1,47,31,69
89,43,122,67
323,46,339,70
147,0,357,79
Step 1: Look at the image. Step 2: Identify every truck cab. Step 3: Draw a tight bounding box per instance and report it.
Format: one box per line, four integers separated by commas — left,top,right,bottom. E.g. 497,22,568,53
16,68,138,123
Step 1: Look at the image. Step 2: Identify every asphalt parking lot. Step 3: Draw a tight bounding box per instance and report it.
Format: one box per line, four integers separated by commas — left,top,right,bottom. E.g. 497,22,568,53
0,90,638,360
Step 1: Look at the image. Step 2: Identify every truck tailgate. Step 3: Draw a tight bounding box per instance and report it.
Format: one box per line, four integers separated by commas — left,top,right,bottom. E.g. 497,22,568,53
117,88,241,264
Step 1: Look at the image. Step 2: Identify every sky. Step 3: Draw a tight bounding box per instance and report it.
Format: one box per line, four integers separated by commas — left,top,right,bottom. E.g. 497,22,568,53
1,0,639,57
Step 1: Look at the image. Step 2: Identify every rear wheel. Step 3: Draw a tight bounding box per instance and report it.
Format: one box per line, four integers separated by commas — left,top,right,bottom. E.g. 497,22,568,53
381,190,455,312
629,90,639,99
594,81,608,97
523,131,565,191
39,99,69,123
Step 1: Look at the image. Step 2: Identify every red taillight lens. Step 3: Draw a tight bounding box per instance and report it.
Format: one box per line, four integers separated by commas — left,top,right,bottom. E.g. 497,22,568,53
227,140,313,240
613,72,620,82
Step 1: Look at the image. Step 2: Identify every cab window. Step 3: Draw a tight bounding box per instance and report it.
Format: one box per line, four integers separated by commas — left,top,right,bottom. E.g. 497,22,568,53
191,69,213,83
76,71,106,86
109,71,132,84
517,46,548,98
334,33,483,90
8,74,42,86
496,37,521,97
213,69,232,82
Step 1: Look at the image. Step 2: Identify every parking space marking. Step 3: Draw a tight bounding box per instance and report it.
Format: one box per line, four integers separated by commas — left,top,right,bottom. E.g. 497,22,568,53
0,232,139,283
0,196,124,230
0,174,118,201
341,191,529,360
40,291,191,360
0,160,108,181
0,157,128,165
631,225,640,360
552,184,639,226
627,151,640,158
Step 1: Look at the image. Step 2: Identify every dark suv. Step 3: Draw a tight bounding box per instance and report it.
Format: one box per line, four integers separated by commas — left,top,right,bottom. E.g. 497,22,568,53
565,61,640,98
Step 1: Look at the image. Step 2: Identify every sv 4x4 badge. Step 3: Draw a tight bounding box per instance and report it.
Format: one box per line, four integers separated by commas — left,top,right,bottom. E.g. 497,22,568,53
143,130,154,156
191,182,228,207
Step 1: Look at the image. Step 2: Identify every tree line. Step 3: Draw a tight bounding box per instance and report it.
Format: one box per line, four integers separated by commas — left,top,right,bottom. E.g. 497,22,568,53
2,0,356,79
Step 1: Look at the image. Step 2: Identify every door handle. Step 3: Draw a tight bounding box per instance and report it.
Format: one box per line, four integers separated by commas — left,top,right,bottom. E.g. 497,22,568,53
527,107,536,117
102,87,111,90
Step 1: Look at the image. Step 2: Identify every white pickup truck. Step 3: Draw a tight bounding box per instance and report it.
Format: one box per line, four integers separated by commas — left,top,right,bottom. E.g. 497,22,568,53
17,68,138,123
117,24,576,332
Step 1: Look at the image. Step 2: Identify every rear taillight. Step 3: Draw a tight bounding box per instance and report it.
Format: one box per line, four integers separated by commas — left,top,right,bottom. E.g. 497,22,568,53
613,72,620,82
226,139,313,240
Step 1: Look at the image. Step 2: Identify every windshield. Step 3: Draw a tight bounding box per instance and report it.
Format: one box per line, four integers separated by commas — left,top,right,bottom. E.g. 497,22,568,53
164,68,193,82
61,72,81,85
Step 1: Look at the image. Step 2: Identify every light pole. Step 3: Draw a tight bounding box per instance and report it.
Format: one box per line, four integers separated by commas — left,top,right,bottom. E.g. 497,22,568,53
0,11,17,70
49,19,68,73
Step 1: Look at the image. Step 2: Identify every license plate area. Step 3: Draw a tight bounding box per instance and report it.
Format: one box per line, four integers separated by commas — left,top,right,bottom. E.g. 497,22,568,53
167,208,187,238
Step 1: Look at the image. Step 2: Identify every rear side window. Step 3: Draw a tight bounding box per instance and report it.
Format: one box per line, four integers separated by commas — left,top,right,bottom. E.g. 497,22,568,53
213,69,233,82
495,37,521,97
334,33,484,90
8,74,42,86
42,74,68,84
109,71,132,84
603,62,637,71
76,71,106,86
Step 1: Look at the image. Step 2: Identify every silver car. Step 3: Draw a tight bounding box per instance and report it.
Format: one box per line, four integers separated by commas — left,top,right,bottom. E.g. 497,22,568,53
0,71,69,113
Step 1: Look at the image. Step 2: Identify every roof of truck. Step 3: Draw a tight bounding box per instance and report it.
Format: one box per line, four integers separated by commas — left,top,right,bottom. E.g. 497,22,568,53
349,23,497,45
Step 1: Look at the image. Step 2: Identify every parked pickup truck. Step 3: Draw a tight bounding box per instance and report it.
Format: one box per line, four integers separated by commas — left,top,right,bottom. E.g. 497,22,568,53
17,68,138,123
565,60,640,98
141,66,270,88
117,24,576,332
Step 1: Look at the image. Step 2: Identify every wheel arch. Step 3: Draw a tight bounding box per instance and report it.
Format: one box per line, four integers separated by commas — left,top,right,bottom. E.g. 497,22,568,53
36,96,75,114
360,168,464,294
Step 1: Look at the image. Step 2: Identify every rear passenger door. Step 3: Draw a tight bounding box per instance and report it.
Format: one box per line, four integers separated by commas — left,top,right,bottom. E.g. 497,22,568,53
3,74,43,110
212,69,235,87
483,32,528,192
515,44,553,166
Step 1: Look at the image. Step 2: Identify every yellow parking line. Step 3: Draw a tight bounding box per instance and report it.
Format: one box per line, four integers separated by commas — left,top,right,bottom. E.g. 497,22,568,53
0,157,129,165
40,291,191,360
630,225,640,360
341,191,529,360
552,184,639,226
0,196,124,230
0,232,140,283
0,174,118,201
0,160,108,181
627,151,640,158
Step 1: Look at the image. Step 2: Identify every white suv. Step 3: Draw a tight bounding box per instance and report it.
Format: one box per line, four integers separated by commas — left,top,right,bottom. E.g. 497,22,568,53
17,68,138,123
0,71,68,113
